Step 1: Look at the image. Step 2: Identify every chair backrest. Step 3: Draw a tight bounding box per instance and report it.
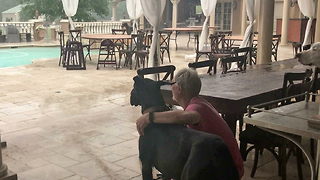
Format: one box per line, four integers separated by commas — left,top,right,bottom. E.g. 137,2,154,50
210,34,226,54
69,29,82,42
221,55,247,74
58,31,65,48
100,39,115,51
272,34,281,53
188,59,216,75
112,29,126,35
159,30,172,49
281,68,313,104
136,31,146,51
127,34,138,51
137,65,176,81
311,67,320,101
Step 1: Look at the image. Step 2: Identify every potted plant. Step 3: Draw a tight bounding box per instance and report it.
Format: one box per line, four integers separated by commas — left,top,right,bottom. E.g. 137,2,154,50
36,25,46,40
75,24,83,31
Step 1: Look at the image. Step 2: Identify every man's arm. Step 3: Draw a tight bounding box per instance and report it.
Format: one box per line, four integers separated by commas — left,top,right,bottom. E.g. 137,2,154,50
136,110,200,136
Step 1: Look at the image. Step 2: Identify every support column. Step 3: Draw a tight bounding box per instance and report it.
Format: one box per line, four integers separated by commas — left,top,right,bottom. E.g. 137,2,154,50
280,0,290,45
241,0,247,36
210,9,215,34
111,2,118,21
315,0,320,42
257,0,274,64
171,0,180,28
140,15,144,29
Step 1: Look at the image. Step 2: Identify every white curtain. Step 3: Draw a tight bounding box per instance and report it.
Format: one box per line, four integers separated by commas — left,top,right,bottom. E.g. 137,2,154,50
62,0,79,30
199,0,217,51
140,0,166,68
240,0,258,48
126,0,143,34
298,0,315,46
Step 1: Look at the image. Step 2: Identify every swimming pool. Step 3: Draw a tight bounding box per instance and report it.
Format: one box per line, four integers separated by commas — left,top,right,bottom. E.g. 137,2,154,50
0,47,60,68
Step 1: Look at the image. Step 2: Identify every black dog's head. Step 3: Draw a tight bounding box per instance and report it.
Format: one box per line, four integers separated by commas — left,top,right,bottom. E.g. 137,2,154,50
130,76,173,114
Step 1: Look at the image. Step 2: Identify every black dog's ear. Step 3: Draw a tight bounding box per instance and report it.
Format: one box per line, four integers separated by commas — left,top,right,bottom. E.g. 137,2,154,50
157,80,175,86
133,76,144,85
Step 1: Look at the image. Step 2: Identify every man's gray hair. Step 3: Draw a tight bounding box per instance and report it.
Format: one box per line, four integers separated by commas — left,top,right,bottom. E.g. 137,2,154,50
175,68,201,97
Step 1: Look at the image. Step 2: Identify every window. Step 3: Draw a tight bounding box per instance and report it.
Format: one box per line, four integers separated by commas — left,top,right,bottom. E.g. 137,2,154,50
215,1,232,30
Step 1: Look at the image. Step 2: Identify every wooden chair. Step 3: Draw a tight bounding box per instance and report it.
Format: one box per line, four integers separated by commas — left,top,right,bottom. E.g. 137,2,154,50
135,31,151,69
220,47,251,74
119,34,138,69
239,69,313,180
159,30,172,64
65,40,86,70
58,31,66,66
111,29,126,56
194,34,212,62
97,39,117,70
137,65,176,81
69,29,91,61
188,59,218,75
271,34,281,61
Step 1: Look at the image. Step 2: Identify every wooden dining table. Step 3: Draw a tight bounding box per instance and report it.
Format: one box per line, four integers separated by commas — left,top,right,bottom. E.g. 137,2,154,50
163,27,202,50
161,59,312,135
82,34,132,60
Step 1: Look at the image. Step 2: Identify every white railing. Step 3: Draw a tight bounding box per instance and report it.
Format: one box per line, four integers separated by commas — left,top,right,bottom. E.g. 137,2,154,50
0,22,35,41
0,21,123,42
74,21,122,34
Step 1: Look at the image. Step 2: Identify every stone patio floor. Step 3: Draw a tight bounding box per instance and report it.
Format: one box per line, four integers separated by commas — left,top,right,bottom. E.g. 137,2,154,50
0,35,313,179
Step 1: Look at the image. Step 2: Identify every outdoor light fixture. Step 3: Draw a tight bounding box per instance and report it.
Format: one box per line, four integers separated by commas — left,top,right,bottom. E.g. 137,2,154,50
290,0,298,7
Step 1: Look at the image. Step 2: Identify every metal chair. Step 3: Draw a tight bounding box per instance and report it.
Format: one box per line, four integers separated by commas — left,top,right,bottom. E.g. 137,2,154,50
97,39,117,70
135,31,151,69
239,69,313,180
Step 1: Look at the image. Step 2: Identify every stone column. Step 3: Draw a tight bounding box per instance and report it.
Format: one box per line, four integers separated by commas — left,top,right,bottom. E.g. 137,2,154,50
111,2,118,21
257,0,274,64
140,15,144,29
210,9,215,34
241,0,247,36
171,0,180,28
280,0,290,45
315,0,320,42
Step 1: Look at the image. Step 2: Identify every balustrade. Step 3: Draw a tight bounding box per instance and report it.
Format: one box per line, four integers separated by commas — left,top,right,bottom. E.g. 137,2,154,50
0,21,123,42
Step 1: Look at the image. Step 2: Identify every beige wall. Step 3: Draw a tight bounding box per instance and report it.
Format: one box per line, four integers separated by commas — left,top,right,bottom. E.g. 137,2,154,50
232,0,242,35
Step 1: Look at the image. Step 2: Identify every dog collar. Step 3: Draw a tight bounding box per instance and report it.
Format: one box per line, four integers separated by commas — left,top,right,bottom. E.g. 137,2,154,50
143,106,169,114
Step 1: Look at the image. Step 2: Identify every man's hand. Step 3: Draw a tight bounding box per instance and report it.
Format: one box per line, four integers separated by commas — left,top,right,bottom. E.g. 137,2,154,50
136,113,149,136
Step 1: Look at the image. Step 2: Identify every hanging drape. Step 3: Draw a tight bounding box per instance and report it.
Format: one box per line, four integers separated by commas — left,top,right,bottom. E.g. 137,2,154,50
297,0,315,47
140,0,166,68
126,0,143,34
240,0,258,48
198,0,217,51
62,0,79,30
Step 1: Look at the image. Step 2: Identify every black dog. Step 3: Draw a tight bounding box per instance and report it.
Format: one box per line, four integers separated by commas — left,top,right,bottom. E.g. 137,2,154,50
130,76,239,180
121,22,133,35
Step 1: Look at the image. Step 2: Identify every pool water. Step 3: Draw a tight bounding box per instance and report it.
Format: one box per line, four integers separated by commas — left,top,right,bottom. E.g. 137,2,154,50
0,47,60,68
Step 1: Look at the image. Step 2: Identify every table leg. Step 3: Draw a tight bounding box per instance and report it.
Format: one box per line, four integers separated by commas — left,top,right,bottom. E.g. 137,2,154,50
174,31,180,50
316,140,320,180
222,114,237,136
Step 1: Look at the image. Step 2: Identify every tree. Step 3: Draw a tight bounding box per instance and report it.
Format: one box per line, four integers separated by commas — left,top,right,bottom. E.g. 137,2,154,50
19,0,109,22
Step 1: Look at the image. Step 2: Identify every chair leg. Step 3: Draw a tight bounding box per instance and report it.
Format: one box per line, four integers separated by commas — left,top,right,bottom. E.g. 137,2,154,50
310,138,315,160
250,148,260,178
167,49,171,63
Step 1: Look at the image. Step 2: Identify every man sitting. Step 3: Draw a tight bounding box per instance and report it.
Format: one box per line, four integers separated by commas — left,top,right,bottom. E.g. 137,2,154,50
136,68,244,179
